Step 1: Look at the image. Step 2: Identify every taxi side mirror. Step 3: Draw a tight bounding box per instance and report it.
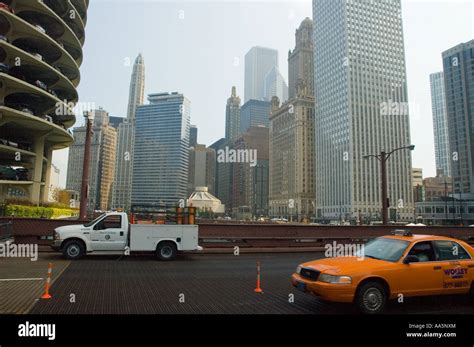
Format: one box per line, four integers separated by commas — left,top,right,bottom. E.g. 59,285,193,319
403,255,419,264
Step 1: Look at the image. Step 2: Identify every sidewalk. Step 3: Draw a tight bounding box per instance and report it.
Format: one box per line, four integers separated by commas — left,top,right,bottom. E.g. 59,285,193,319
0,255,70,314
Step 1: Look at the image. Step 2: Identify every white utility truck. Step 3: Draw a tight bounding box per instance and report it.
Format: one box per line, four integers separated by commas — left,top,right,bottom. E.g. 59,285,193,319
51,212,202,260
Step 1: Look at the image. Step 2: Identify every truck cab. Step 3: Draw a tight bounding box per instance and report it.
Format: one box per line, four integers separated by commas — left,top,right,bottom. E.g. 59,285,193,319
52,212,202,260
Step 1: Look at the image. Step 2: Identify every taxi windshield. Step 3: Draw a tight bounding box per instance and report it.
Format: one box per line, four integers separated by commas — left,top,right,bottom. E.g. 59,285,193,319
358,238,410,262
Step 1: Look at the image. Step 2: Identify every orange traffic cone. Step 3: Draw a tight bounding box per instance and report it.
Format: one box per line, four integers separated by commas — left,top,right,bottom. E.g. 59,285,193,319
254,261,263,293
41,263,53,300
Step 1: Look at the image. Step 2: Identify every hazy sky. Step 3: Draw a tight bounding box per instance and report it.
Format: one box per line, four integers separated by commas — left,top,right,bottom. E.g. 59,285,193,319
53,0,474,187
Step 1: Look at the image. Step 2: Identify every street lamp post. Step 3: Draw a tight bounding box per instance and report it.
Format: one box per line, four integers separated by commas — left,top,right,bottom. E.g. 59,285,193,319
363,145,415,225
79,111,95,220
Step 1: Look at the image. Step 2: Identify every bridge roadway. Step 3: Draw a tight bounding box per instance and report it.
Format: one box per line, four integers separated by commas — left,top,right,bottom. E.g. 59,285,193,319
9,253,469,314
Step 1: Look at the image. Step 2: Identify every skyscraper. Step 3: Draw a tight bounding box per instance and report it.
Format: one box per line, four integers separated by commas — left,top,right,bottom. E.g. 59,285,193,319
244,46,280,102
430,72,451,177
126,54,146,122
66,109,117,212
263,66,288,103
188,144,216,195
240,99,271,133
131,93,190,207
109,116,125,130
209,138,229,212
231,126,269,219
313,0,413,221
269,18,315,220
189,125,198,148
225,86,241,141
443,40,474,200
112,54,145,211
288,18,314,100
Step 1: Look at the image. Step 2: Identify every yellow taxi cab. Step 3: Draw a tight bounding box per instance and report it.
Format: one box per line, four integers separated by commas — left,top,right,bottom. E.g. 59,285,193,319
291,231,474,313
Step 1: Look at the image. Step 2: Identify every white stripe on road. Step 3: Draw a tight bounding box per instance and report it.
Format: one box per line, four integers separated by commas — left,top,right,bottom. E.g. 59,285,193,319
0,278,44,282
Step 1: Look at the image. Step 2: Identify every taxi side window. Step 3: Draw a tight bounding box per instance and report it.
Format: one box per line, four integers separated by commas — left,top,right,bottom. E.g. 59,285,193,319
407,241,436,262
434,241,471,261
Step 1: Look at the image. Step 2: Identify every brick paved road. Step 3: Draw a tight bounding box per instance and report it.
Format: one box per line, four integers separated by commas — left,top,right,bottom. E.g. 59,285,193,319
26,253,474,314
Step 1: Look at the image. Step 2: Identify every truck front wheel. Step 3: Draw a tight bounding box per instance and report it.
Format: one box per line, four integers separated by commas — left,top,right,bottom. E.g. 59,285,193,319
62,240,85,260
156,242,177,261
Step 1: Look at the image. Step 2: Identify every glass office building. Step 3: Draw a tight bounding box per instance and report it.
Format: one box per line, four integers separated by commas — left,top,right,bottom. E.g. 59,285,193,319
244,46,279,103
443,40,474,200
429,72,451,177
131,93,191,207
240,99,271,134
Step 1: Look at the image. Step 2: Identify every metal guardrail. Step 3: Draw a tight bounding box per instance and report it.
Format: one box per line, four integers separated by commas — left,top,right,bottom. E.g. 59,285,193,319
0,221,13,242
199,232,474,249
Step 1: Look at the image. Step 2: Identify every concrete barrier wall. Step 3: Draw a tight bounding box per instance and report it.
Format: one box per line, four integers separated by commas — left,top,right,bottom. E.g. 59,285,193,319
3,217,474,249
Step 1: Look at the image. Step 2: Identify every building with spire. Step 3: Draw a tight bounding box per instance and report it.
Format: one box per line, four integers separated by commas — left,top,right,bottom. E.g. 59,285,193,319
288,18,314,100
126,54,145,121
225,86,241,141
112,54,145,211
269,18,315,220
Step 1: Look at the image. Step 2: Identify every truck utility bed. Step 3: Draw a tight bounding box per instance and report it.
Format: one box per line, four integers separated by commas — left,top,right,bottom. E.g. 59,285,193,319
130,224,199,251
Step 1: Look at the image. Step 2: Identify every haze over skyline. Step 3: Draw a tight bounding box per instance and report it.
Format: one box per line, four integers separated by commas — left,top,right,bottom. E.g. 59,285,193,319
53,0,474,187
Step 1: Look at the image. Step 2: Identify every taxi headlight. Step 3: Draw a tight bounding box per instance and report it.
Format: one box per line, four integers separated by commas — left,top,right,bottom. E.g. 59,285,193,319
296,266,302,274
54,231,60,240
319,274,352,284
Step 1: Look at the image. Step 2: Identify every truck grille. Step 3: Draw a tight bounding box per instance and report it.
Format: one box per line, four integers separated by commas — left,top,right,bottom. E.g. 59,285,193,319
300,268,320,281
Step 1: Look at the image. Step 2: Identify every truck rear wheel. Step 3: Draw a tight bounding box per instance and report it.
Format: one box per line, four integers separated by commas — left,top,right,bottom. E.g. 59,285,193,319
156,242,177,261
62,240,85,260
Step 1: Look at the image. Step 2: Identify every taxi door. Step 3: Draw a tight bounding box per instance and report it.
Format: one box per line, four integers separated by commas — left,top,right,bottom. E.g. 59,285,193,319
397,241,444,296
434,240,473,294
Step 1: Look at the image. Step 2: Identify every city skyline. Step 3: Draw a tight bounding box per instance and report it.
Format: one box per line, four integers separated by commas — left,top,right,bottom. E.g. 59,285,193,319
48,1,474,190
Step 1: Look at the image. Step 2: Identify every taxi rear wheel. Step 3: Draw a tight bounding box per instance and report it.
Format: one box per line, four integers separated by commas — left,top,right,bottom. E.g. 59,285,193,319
356,281,387,314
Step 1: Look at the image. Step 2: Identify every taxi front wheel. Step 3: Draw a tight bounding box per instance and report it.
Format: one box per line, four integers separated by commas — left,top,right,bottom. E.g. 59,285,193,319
355,282,387,314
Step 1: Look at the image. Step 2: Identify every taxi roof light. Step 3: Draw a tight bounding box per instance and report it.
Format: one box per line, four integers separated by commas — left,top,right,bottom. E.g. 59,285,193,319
391,229,413,237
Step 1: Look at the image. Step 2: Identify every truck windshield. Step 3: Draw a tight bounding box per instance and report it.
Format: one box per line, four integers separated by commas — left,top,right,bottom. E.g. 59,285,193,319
356,238,410,262
83,214,106,227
